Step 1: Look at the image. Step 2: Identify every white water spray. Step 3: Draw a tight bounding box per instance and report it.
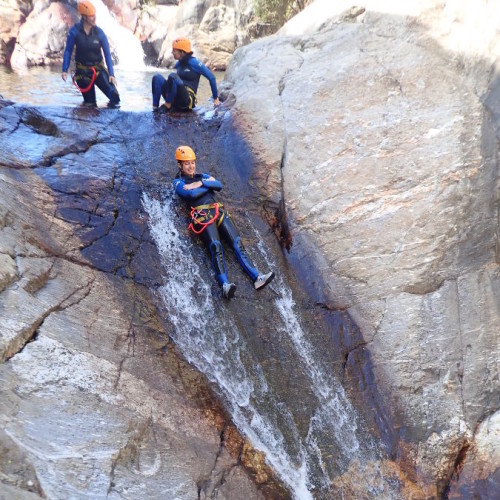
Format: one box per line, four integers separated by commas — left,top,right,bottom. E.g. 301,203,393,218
142,192,313,498
143,191,390,498
92,0,146,69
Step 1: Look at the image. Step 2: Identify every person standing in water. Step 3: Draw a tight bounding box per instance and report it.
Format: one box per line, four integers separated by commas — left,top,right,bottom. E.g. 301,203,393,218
152,38,220,112
173,146,275,299
61,0,120,108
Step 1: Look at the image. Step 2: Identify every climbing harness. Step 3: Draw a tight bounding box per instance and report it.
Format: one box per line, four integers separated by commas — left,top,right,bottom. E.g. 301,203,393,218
72,67,96,93
188,203,226,234
72,61,104,93
186,86,197,110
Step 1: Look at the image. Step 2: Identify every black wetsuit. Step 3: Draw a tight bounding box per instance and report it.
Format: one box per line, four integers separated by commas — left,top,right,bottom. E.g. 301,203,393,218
62,21,120,106
173,173,259,285
152,54,218,110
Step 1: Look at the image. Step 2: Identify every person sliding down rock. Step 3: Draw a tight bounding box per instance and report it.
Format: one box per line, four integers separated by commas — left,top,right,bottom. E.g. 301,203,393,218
172,146,274,299
61,1,120,108
152,38,220,112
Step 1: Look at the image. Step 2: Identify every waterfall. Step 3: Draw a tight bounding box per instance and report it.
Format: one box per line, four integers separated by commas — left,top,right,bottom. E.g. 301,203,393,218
92,0,146,69
142,190,396,498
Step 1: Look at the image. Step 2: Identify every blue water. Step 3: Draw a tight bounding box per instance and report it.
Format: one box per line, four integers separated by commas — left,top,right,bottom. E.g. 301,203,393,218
0,66,223,112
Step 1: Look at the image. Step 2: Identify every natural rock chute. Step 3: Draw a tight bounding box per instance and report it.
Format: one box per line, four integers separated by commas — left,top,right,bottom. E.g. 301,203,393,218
0,103,288,499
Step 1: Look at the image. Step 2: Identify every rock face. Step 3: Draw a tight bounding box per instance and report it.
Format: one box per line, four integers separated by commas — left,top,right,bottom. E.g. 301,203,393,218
223,0,500,495
0,101,285,499
157,0,256,70
1,0,263,70
9,1,78,71
0,0,29,65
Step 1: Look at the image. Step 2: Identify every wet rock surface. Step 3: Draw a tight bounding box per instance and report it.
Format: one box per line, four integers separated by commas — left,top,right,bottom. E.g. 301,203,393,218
0,101,288,499
224,0,500,496
2,1,499,498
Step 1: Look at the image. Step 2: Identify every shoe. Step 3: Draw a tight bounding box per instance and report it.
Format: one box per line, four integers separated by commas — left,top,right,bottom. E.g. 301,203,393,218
153,104,170,114
254,271,275,290
222,282,237,299
81,101,97,108
107,101,120,109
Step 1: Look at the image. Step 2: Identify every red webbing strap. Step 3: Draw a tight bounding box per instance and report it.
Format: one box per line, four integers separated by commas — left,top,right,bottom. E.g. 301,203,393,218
72,66,97,94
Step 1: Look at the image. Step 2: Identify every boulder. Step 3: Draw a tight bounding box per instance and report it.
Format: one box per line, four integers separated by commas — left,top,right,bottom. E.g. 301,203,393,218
103,0,140,33
224,0,500,495
449,411,500,497
10,1,77,70
158,0,255,69
0,0,29,64
136,4,175,65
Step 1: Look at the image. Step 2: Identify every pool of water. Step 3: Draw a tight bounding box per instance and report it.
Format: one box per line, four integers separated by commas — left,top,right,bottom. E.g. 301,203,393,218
0,66,224,112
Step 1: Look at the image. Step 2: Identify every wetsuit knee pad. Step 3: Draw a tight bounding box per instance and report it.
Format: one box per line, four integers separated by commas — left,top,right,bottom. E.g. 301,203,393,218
152,74,162,84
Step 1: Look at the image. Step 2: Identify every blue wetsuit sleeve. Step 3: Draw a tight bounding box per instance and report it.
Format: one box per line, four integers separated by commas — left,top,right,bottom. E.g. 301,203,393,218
62,27,77,72
173,177,210,200
99,28,115,76
201,173,222,191
189,58,218,99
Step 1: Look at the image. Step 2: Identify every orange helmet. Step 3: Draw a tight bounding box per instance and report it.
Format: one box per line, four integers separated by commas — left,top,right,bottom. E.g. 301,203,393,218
175,146,196,161
172,38,191,53
78,1,96,16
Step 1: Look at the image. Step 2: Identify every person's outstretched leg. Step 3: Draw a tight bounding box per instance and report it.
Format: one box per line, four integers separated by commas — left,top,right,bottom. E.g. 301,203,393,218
220,217,258,280
219,215,274,289
95,69,120,107
151,74,168,108
201,223,236,298
165,73,180,108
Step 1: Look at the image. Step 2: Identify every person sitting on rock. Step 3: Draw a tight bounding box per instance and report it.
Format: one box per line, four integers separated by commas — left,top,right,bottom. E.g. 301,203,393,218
152,38,220,112
61,0,120,108
172,145,275,299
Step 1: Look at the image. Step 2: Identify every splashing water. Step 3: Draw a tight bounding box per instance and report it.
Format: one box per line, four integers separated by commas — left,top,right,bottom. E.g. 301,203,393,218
92,0,146,69
142,192,313,497
143,191,393,498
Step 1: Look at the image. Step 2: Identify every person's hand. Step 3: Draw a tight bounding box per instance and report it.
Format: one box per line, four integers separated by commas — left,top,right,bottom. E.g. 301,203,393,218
184,181,203,190
61,72,68,82
205,176,215,181
213,97,220,107
109,75,117,87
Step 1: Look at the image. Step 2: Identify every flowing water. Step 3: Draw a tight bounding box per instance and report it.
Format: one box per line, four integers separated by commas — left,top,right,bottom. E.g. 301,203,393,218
141,185,397,498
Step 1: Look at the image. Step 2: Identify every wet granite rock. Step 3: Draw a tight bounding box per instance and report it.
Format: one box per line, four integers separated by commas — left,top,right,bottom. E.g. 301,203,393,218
224,0,500,496
0,102,284,499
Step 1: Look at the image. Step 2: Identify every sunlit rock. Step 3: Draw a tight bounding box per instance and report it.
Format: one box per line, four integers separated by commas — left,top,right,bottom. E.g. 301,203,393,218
449,411,500,497
224,0,500,495
0,0,28,65
10,2,77,70
158,0,255,69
